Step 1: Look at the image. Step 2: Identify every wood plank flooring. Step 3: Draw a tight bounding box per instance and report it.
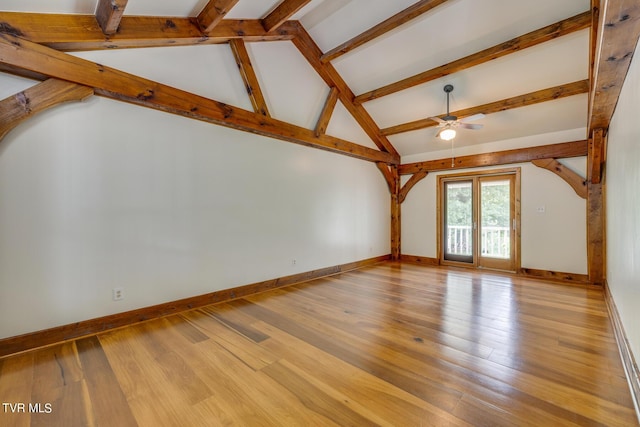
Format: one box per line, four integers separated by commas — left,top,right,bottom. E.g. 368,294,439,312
0,262,638,426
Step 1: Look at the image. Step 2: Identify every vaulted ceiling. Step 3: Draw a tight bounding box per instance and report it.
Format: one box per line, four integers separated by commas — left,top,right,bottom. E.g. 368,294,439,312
0,0,637,163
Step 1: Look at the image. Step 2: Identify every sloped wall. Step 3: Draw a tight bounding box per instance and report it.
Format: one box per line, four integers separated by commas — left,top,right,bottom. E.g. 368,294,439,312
0,43,390,339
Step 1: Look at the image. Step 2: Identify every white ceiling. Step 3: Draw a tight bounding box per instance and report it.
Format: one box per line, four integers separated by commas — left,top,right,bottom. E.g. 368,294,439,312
0,0,591,157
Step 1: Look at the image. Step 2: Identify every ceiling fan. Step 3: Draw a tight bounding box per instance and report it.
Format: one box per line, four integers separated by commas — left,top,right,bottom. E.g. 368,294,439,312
431,84,484,141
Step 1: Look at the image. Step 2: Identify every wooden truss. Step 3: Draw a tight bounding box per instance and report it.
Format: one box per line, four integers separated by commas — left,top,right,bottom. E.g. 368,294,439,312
1,0,638,283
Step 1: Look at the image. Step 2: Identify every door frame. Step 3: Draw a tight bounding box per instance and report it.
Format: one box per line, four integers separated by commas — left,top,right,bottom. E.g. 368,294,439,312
437,167,521,272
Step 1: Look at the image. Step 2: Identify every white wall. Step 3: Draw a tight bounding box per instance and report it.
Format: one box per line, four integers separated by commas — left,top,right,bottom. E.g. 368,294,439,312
401,129,588,274
0,44,390,339
607,41,640,365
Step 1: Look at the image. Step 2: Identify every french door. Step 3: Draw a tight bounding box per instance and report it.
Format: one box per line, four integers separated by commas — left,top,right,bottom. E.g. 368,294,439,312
439,169,520,271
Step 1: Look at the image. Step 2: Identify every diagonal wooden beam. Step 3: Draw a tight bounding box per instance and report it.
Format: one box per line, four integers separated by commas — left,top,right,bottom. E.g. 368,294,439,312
262,0,312,32
588,0,640,132
0,12,297,51
399,140,588,175
354,11,591,104
0,33,396,165
590,0,601,86
229,39,270,117
197,0,240,34
531,158,587,199
382,80,589,136
95,0,128,35
314,87,339,137
0,63,48,81
0,79,93,142
321,0,449,63
291,23,400,159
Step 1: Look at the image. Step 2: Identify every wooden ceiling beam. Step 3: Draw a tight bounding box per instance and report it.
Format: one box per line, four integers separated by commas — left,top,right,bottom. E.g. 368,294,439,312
291,23,400,159
320,0,449,63
0,12,297,51
0,33,396,165
95,0,128,35
588,0,640,132
197,0,240,34
382,80,589,136
354,11,591,104
229,39,270,117
399,140,588,175
262,0,312,32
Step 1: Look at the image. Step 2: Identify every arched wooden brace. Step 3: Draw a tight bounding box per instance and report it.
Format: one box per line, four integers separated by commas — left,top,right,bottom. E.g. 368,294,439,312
399,171,428,204
376,162,397,194
531,158,587,199
0,78,94,142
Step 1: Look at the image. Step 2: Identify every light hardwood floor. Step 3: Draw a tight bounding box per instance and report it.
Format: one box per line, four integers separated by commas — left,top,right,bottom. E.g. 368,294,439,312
0,262,638,426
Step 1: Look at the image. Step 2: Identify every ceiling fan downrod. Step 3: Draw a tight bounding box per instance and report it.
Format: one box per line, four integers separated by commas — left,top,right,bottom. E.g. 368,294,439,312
443,84,455,121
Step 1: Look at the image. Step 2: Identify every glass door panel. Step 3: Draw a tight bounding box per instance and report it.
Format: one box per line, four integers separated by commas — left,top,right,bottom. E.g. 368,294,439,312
440,171,518,272
443,180,474,263
479,176,515,271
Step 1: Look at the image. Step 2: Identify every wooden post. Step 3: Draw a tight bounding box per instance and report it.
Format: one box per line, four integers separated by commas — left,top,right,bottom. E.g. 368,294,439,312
587,128,606,285
390,165,401,261
376,163,401,260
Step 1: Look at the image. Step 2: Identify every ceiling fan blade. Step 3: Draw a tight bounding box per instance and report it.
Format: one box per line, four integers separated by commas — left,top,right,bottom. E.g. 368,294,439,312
460,113,485,123
429,116,446,124
459,123,483,130
435,127,444,138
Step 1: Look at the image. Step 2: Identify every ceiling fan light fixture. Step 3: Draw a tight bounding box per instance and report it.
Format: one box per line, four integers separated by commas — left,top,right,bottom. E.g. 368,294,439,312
430,84,483,143
440,128,456,141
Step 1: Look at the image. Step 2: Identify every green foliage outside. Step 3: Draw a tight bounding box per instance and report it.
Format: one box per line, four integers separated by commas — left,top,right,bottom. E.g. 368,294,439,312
446,183,472,226
480,182,510,227
446,181,510,227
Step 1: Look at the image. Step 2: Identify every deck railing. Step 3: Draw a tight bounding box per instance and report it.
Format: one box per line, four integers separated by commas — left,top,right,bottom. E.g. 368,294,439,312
446,225,510,258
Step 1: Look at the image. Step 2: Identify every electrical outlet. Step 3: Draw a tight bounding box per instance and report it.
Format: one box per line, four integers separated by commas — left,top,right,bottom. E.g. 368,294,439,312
536,206,546,214
112,287,124,301
291,259,297,266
